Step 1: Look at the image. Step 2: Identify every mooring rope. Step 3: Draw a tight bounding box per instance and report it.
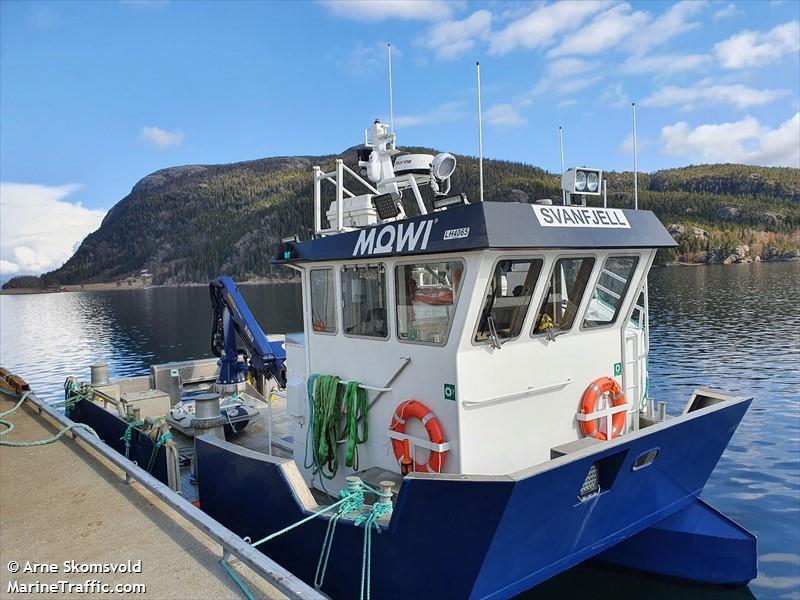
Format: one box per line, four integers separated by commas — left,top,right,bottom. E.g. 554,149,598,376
0,388,100,446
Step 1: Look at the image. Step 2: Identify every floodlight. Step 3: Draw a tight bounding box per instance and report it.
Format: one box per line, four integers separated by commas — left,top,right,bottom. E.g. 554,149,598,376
372,193,401,220
432,193,468,211
575,170,587,191
586,172,599,192
431,152,457,181
561,167,603,196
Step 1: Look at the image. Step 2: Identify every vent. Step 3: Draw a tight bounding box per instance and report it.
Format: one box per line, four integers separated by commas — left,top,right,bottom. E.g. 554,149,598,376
577,449,629,502
579,463,601,500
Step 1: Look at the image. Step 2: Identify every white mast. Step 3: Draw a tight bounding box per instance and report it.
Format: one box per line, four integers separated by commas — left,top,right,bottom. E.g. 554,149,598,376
559,126,565,204
632,102,638,210
388,44,394,133
476,61,484,203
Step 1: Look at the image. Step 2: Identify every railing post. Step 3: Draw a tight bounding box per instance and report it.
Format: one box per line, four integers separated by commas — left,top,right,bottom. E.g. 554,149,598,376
313,166,321,235
336,159,344,231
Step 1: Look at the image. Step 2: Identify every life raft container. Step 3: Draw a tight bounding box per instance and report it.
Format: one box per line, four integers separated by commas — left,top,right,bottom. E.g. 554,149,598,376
579,377,627,440
389,400,447,473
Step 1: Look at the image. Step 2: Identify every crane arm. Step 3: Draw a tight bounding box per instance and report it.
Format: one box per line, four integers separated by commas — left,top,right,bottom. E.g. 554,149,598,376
210,276,287,389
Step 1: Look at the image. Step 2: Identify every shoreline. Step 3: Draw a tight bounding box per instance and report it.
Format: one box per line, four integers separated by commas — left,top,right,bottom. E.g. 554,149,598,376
0,278,299,296
3,259,797,296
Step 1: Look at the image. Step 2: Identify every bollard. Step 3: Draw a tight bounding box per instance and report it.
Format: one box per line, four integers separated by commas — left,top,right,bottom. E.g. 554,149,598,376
378,481,395,504
658,401,667,421
90,364,109,386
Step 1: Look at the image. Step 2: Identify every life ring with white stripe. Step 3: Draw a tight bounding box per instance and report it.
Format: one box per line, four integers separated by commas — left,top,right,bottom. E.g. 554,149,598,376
389,400,447,474
580,377,627,440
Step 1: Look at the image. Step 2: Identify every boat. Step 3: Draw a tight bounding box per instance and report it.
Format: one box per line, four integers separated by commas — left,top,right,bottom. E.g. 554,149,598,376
51,118,757,599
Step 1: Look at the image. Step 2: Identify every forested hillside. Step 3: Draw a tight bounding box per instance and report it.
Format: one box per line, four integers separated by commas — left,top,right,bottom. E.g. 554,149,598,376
5,150,800,289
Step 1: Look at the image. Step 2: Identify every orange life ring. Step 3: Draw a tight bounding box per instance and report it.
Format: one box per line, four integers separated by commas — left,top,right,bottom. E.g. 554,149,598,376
580,377,627,440
389,400,447,473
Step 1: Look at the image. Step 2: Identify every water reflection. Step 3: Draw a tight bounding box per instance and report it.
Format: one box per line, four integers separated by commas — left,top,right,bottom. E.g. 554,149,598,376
1,264,798,598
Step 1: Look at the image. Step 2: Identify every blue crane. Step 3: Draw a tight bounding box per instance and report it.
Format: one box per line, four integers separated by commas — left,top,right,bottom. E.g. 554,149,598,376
209,276,287,391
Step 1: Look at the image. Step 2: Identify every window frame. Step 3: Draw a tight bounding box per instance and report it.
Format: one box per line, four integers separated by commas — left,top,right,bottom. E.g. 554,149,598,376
580,254,641,332
472,254,546,347
308,266,338,336
340,262,390,341
531,254,598,339
394,257,467,347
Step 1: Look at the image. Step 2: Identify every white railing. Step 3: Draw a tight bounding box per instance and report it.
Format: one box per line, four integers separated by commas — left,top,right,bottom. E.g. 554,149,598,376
313,159,429,236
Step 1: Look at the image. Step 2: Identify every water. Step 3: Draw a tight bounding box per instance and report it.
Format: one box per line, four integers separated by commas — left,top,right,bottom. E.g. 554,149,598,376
1,264,798,599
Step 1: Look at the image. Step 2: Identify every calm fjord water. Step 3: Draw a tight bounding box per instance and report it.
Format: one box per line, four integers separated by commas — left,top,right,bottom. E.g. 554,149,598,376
1,263,798,599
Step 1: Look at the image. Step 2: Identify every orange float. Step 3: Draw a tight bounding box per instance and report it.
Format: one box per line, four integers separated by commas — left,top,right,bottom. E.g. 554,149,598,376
579,377,627,440
389,400,447,473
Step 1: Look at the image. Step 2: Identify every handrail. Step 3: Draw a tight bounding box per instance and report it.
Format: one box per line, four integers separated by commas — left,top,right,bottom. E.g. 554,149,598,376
338,380,391,392
596,283,621,300
462,378,573,409
13,390,324,600
600,268,628,285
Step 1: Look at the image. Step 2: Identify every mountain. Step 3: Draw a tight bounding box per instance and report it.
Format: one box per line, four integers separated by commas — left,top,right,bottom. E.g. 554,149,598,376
5,151,800,289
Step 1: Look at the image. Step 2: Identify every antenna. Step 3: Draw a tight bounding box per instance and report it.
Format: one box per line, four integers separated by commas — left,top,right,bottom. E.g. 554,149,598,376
388,44,394,133
632,102,638,210
558,126,565,204
603,179,607,208
476,62,484,203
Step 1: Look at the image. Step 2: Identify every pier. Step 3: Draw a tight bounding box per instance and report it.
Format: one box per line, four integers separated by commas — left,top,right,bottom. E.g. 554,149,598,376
0,392,311,600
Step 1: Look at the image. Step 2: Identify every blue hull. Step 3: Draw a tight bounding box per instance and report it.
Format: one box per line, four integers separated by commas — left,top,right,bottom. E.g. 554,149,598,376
196,396,751,599
597,498,757,586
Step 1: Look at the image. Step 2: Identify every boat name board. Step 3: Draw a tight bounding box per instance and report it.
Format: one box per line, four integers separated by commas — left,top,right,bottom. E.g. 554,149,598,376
353,219,436,256
532,206,630,229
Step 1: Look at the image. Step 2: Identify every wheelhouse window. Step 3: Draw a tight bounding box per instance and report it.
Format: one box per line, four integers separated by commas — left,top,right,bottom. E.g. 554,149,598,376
475,258,543,344
533,257,595,336
583,256,639,329
341,264,388,338
310,268,336,334
396,260,464,345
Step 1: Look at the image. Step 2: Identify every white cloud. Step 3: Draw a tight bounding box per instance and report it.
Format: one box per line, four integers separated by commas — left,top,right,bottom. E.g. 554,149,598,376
713,3,743,20
549,4,648,57
419,10,492,60
621,53,711,75
549,1,705,58
643,82,787,110
394,101,466,128
0,260,19,275
485,103,526,126
140,126,184,149
558,99,577,108
319,0,453,22
619,133,655,153
599,83,631,109
488,1,611,56
714,20,800,69
525,58,601,97
661,112,800,167
338,41,398,76
0,183,106,276
628,0,706,55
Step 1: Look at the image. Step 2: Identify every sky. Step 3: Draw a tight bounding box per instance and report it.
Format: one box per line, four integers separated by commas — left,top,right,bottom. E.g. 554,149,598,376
1,0,799,277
